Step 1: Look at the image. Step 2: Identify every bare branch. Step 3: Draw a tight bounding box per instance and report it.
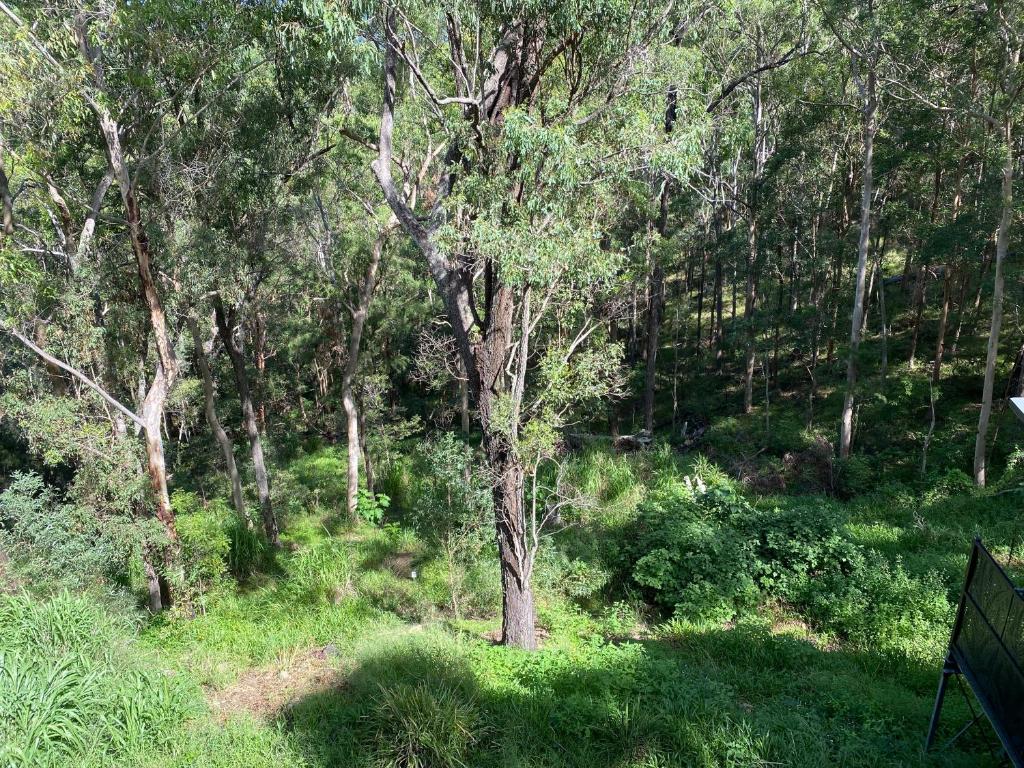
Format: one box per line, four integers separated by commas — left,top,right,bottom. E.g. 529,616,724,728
1,322,145,429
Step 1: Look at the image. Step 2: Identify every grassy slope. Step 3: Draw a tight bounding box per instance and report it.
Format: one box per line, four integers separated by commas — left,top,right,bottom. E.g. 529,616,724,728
5,267,1024,767
7,442,1016,767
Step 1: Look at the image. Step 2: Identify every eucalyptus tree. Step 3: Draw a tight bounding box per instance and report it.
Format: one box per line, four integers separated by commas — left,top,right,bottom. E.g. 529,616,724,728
357,0,697,648
301,164,397,520
0,0,300,606
886,0,1023,485
818,0,892,459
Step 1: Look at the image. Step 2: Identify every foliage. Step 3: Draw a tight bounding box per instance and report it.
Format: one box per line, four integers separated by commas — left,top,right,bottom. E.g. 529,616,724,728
0,592,197,768
626,464,859,623
0,471,140,599
356,489,390,525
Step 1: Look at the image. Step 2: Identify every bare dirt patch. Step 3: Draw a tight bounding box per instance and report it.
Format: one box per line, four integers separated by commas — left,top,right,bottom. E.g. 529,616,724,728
206,645,345,722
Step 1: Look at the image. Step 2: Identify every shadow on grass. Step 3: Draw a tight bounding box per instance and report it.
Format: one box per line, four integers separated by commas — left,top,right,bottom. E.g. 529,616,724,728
279,622,997,768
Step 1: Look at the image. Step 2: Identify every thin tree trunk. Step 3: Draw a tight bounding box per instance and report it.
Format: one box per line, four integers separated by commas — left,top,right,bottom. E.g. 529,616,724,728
948,266,973,365
214,298,279,545
0,157,14,239
713,255,723,365
341,234,384,519
459,359,470,434
932,267,953,383
908,263,929,367
839,63,877,460
253,313,268,434
878,256,889,385
642,261,663,433
358,407,375,495
74,168,113,268
743,79,763,414
974,118,1014,487
188,317,250,527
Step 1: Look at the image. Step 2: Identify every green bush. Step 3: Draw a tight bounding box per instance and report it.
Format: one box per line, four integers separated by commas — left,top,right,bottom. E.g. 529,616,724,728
625,467,858,623
0,471,138,597
834,454,873,498
173,492,231,602
799,555,953,659
357,489,391,525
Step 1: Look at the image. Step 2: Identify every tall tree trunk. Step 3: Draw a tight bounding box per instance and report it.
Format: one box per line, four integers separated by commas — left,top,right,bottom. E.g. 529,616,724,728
973,118,1014,487
188,317,250,527
341,233,384,519
474,285,535,649
77,23,180,608
932,267,953,383
214,298,279,545
371,22,536,647
743,79,763,414
139,367,175,609
642,262,663,433
839,63,877,460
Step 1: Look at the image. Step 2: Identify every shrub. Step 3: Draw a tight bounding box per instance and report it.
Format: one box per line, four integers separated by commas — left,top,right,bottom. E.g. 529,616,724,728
798,555,953,659
173,491,232,608
0,471,138,597
628,483,759,622
626,466,858,624
833,454,873,498
357,489,391,525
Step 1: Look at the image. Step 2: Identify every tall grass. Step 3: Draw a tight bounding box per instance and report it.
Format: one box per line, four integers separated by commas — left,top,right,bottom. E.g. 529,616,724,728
0,592,198,768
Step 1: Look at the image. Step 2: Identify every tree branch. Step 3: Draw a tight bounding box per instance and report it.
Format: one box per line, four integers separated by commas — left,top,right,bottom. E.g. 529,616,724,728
1,323,145,429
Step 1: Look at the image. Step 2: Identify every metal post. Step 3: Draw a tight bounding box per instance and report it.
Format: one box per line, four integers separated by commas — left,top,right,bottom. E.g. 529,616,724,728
926,655,958,752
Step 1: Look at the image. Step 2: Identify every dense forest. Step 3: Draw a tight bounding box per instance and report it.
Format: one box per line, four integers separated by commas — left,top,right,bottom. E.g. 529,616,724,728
1,0,1022,765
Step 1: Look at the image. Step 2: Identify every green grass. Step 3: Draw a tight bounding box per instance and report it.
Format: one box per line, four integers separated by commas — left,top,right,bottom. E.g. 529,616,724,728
4,433,1019,767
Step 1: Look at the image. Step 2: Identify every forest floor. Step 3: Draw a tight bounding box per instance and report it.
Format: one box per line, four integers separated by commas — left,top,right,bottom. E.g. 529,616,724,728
133,433,1022,767
6,280,1024,767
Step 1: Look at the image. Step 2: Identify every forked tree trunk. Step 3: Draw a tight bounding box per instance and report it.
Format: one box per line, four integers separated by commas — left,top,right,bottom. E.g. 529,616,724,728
341,234,384,519
214,298,279,546
77,22,180,609
974,117,1015,487
189,317,250,527
371,19,537,648
839,63,877,460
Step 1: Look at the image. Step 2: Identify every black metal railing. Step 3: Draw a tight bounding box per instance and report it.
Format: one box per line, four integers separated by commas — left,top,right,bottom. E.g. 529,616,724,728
926,538,1024,766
